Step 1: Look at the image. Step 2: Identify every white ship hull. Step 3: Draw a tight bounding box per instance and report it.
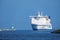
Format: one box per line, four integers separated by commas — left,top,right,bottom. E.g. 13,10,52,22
32,24,52,30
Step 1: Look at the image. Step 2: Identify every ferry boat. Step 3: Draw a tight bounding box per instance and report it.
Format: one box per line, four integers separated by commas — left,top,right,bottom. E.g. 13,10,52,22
29,11,52,31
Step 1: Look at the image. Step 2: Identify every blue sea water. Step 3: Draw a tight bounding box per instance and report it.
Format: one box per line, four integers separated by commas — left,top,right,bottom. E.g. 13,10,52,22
0,30,60,40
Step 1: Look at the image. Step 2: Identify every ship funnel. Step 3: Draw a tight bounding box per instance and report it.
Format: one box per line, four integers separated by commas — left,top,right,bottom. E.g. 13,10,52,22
38,11,42,17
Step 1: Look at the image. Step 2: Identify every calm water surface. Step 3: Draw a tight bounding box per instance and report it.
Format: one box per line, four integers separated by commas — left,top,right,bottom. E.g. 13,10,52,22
0,30,60,40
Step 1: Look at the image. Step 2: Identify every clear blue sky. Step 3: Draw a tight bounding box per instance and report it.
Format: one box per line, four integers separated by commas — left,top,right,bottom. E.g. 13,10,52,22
0,0,60,30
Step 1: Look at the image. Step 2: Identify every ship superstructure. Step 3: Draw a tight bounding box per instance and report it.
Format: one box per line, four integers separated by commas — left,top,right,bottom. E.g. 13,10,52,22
30,11,52,30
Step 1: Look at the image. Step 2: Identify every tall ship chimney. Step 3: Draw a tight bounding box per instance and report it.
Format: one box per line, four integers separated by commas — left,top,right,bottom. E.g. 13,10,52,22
29,11,52,31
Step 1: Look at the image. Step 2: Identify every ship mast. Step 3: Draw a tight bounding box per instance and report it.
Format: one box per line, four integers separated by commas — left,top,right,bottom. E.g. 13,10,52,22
38,11,42,17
